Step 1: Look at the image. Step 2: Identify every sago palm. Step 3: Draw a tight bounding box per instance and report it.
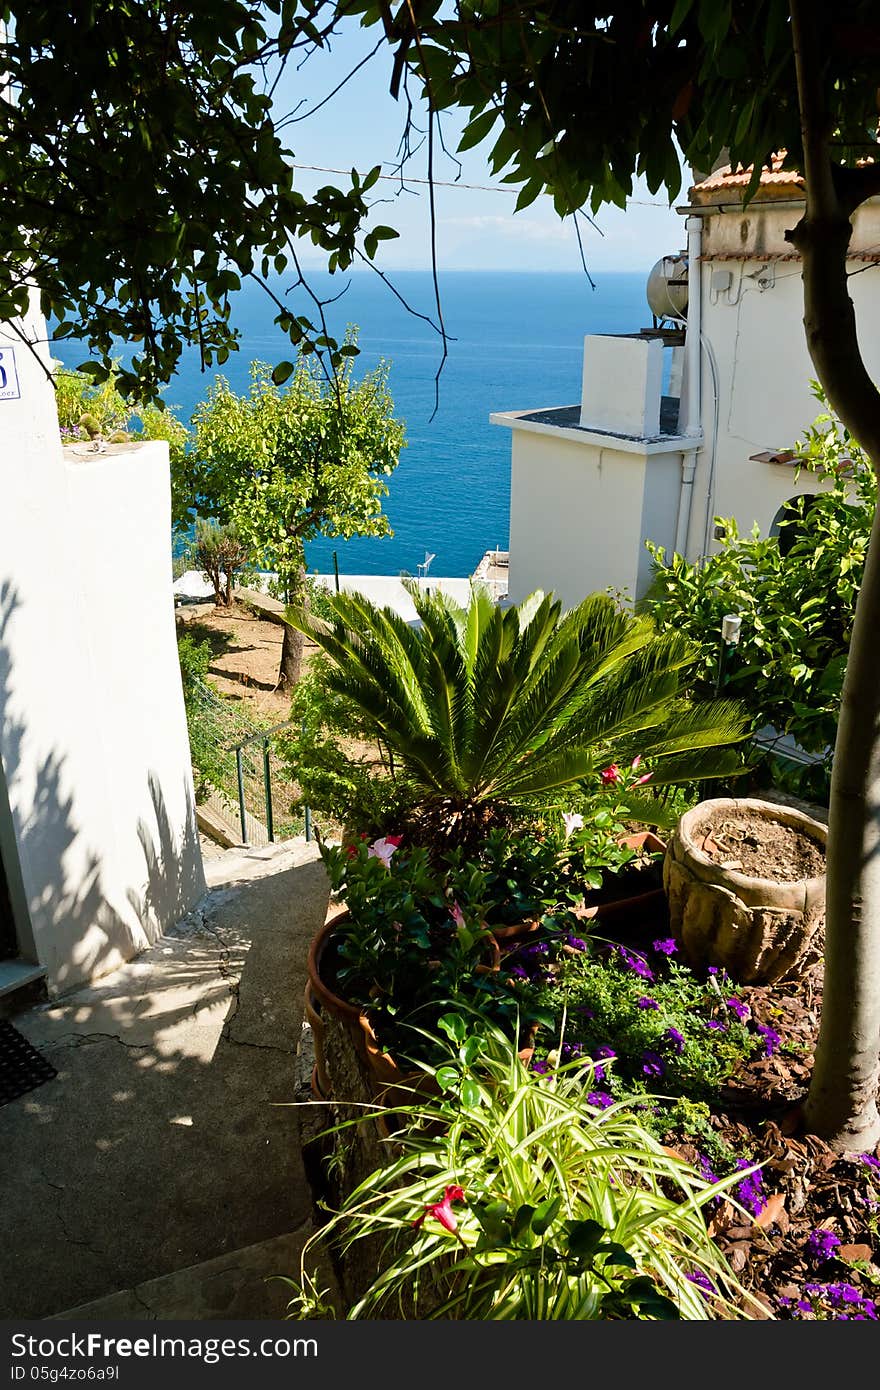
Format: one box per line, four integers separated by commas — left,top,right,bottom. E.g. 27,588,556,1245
287,583,748,842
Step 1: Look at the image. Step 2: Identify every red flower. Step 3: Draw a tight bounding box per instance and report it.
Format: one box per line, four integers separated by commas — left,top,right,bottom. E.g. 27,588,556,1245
385,834,404,847
345,843,358,859
413,1184,466,1233
600,763,622,788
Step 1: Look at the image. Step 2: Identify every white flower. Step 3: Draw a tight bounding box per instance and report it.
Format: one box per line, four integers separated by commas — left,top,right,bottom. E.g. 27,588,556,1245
367,836,400,867
562,812,584,841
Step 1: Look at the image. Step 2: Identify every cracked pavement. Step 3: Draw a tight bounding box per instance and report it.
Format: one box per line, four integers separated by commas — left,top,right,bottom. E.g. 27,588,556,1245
0,838,331,1320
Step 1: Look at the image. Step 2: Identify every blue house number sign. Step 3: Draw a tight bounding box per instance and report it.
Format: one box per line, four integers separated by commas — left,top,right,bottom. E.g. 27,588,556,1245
0,347,21,401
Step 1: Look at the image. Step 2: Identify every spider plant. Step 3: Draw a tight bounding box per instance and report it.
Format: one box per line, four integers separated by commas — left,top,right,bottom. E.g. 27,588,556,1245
283,1018,765,1321
286,583,748,847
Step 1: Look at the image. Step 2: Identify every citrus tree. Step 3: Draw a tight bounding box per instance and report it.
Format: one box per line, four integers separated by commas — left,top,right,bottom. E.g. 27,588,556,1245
185,344,405,686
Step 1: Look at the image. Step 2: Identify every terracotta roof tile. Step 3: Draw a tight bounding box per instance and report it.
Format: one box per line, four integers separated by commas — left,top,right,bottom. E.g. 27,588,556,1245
691,152,803,194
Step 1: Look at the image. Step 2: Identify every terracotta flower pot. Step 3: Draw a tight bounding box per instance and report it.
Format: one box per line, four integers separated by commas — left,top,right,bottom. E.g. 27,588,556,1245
306,907,501,1103
578,830,668,925
490,916,542,946
663,797,827,983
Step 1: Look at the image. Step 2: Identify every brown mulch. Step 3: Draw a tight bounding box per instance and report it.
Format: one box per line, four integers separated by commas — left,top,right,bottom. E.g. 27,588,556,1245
695,810,826,881
664,955,880,1319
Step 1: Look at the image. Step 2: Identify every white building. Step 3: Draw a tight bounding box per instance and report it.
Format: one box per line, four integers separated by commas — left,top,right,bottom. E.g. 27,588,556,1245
492,157,880,611
0,309,205,1003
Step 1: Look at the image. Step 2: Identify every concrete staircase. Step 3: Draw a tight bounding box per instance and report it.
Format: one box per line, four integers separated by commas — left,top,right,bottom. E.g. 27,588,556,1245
1,837,335,1321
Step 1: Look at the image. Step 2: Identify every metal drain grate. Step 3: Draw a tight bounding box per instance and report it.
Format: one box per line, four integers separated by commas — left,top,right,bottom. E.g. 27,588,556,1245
0,1020,57,1106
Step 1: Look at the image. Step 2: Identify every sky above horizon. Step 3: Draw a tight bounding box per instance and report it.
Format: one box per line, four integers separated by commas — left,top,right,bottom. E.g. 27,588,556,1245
277,18,686,278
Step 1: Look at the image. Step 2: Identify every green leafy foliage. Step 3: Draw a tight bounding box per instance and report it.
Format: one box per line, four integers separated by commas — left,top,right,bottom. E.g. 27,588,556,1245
319,836,550,1058
53,365,188,461
285,1021,761,1320
176,638,229,803
287,581,749,847
181,343,405,616
643,392,874,757
6,5,879,405
188,517,252,607
522,937,758,1108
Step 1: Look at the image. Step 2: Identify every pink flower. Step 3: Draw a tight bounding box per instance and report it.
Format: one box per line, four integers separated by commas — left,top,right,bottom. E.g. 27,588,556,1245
413,1185,466,1233
367,836,401,867
600,763,622,788
631,771,653,786
450,901,466,929
562,811,584,840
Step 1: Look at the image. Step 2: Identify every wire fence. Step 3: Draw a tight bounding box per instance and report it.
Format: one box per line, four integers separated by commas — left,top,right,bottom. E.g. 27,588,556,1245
184,679,304,848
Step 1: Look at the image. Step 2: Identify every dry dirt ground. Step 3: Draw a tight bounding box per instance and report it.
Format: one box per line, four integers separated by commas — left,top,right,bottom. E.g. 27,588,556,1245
175,598,315,722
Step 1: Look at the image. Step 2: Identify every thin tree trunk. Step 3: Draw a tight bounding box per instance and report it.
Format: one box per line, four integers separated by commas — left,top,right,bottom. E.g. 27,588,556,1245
788,0,880,1150
278,556,307,691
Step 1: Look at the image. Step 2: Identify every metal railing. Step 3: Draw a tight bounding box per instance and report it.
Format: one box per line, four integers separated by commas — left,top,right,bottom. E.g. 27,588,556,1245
232,720,313,848
184,679,308,849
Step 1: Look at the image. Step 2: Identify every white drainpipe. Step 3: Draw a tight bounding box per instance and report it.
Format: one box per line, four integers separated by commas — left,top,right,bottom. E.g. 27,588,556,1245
674,214,703,557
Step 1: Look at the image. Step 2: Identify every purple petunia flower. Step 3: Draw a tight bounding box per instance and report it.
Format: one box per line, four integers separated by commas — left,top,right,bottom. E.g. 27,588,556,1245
521,942,550,959
636,996,659,1010
664,1026,685,1055
652,937,678,955
507,965,529,980
561,1042,584,1061
806,1228,841,1263
587,1090,614,1109
617,946,654,980
757,1023,781,1057
686,1270,715,1296
706,1019,727,1031
641,1050,665,1078
707,965,719,975
860,1153,880,1171
591,1045,616,1084
726,997,750,1022
531,1059,549,1075
734,1159,764,1216
801,1282,878,1320
565,935,588,952
698,1154,718,1183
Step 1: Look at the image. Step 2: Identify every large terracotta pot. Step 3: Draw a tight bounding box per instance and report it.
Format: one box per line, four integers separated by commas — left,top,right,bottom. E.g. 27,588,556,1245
663,798,827,983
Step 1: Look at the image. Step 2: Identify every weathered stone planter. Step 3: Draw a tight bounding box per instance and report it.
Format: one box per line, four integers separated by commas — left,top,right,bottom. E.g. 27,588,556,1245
663,798,827,984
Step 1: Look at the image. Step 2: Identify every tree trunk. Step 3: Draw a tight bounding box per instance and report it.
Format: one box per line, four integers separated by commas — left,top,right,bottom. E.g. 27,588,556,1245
789,0,880,1150
277,558,308,691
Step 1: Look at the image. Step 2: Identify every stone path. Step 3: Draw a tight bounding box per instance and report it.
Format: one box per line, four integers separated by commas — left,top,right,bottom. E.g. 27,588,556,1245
0,838,332,1320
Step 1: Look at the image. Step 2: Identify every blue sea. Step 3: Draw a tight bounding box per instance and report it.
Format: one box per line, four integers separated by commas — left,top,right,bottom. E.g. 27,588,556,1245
57,270,653,578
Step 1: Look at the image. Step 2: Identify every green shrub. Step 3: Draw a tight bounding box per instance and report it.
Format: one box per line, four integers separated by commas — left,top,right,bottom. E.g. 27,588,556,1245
177,632,212,691
643,387,873,762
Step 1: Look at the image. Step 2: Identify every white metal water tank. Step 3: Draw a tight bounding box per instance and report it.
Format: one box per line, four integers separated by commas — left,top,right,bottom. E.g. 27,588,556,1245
647,252,688,322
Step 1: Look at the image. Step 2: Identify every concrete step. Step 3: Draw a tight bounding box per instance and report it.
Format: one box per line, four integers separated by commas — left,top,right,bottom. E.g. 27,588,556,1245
49,1228,338,1321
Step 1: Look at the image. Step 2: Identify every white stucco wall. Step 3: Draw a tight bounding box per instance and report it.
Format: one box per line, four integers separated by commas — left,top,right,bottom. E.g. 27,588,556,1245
0,310,205,994
580,335,664,436
501,421,683,611
683,199,880,558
